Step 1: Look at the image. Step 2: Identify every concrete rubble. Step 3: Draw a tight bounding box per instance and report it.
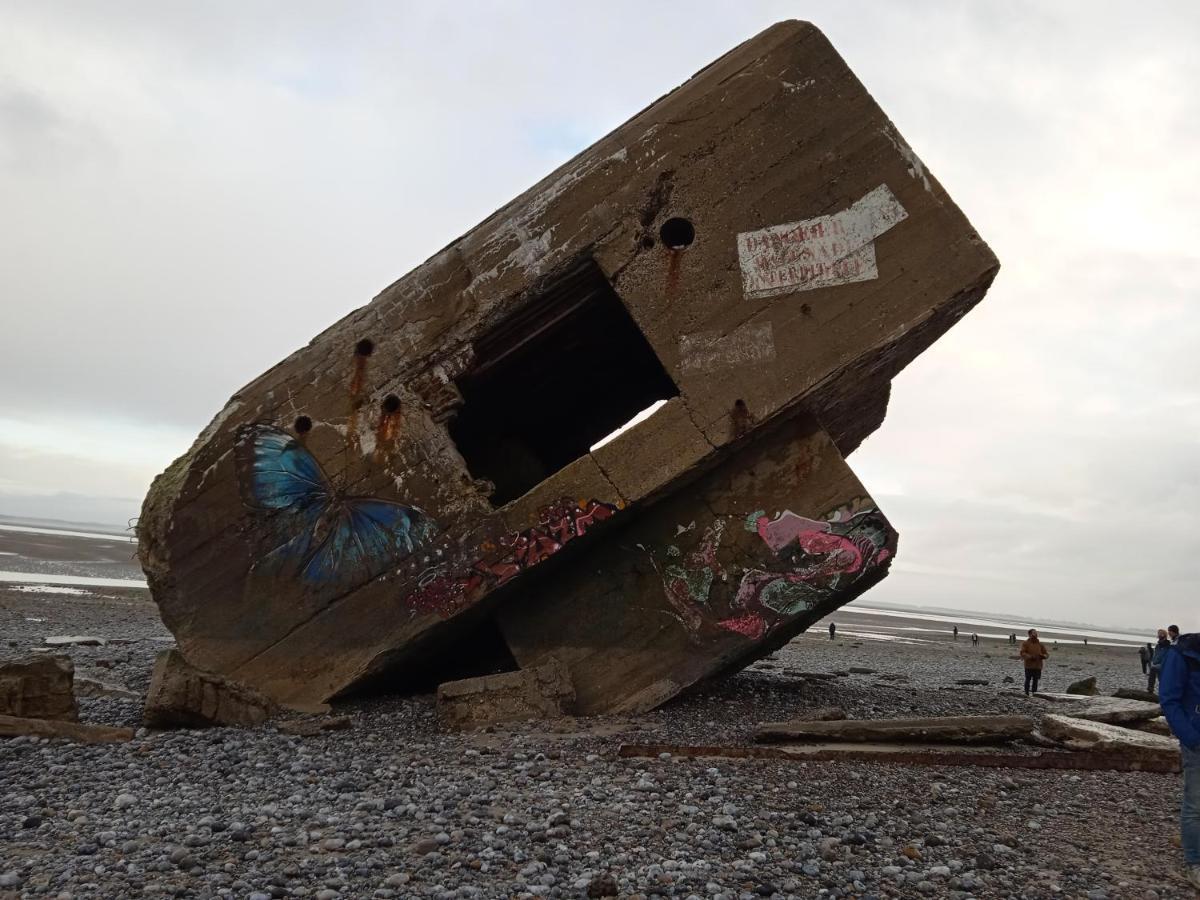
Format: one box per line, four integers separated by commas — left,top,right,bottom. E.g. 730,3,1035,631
1036,694,1161,726
136,20,999,714
143,649,277,729
436,658,575,730
0,654,78,722
74,673,139,701
1039,714,1179,760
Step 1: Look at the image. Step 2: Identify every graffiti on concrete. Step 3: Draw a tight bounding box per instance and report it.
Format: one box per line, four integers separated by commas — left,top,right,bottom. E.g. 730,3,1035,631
236,424,436,586
405,498,619,616
649,499,894,641
720,499,893,637
664,519,726,606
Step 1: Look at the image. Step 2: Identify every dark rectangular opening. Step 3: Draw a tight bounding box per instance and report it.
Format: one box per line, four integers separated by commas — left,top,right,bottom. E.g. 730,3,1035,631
449,259,679,506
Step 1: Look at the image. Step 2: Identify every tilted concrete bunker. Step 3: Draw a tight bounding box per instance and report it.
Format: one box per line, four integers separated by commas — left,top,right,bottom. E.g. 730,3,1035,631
138,21,998,714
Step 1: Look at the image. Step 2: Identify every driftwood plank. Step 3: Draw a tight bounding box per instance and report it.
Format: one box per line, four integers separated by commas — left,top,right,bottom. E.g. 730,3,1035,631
618,742,1181,774
0,714,133,744
755,715,1035,744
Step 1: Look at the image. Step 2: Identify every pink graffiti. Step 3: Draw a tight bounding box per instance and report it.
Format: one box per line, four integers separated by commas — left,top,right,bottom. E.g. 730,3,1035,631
754,510,871,578
718,613,767,640
402,498,617,616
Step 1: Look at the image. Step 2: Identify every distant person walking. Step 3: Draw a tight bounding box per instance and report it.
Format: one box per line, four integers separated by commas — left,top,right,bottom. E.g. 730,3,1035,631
1083,636,1088,647
1019,628,1049,695
1149,629,1171,693
828,622,836,640
953,625,958,640
1158,628,1200,888
1139,643,1152,675
971,632,979,647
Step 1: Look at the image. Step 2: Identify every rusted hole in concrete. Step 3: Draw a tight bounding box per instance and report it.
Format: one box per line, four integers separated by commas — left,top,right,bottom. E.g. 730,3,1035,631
294,416,313,434
355,338,375,357
659,217,695,249
449,259,679,507
382,394,401,414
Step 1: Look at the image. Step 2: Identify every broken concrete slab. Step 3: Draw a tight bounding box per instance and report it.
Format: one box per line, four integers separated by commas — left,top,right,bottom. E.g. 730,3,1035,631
74,674,139,701
136,21,998,714
756,715,1034,744
144,649,277,729
1040,714,1179,759
0,714,133,744
44,635,107,647
0,654,78,722
1138,716,1172,736
1049,696,1161,726
1113,687,1160,703
436,659,575,731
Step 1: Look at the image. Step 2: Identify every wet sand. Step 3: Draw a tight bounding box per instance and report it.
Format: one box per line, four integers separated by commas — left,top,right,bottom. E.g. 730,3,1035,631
0,523,142,584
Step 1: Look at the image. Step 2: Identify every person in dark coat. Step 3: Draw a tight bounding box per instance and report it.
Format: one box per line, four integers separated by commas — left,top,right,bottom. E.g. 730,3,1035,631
1150,629,1171,693
828,622,836,640
1139,642,1152,675
1159,631,1200,888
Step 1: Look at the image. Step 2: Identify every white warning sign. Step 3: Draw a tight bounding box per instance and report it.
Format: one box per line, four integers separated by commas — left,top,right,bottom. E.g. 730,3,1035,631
737,184,908,299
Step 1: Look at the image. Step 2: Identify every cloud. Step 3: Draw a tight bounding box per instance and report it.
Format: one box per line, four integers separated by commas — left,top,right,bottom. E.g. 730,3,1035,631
1,1,1197,629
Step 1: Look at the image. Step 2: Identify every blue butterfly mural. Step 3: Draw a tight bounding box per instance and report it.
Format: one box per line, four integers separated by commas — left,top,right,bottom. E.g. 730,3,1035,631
236,424,435,585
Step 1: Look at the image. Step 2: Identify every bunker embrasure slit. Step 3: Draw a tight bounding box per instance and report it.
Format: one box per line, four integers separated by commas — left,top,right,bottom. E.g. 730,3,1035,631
448,260,679,506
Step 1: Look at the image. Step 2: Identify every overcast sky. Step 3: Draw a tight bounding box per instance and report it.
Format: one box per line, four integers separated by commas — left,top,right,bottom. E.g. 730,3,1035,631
1,1,1196,629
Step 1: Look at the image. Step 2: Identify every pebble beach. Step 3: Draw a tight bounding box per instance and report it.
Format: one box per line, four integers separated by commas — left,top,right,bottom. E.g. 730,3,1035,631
1,578,1191,900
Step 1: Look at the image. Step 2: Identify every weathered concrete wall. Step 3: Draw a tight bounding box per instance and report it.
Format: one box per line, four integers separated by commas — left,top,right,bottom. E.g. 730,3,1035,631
496,415,895,714
138,20,998,711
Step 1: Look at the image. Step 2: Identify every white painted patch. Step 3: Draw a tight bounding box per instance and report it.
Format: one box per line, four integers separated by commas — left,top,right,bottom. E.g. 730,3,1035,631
679,322,775,374
780,78,815,93
882,127,933,193
737,185,908,300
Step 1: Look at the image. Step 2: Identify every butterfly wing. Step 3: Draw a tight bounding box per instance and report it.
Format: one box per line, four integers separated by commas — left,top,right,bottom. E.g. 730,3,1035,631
235,424,334,582
236,424,332,512
300,498,435,585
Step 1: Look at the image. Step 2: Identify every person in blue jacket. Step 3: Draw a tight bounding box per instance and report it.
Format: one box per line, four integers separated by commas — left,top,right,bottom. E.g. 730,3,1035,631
1159,631,1200,888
